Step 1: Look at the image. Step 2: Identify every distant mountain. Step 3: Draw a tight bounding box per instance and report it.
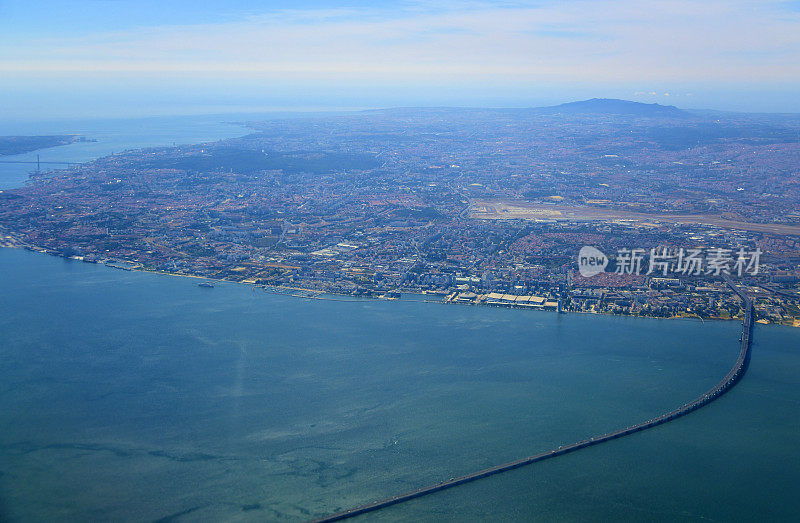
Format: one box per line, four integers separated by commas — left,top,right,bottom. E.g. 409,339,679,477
362,99,691,118
535,98,690,117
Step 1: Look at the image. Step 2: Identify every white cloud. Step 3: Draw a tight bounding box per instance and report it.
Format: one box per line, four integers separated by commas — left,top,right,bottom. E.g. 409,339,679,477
2,1,800,87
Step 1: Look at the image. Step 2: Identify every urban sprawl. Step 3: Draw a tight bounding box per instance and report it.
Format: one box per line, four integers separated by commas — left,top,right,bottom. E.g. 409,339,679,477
1,101,799,325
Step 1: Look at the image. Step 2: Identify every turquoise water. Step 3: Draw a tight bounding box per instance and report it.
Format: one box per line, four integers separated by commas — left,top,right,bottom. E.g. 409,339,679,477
1,248,798,521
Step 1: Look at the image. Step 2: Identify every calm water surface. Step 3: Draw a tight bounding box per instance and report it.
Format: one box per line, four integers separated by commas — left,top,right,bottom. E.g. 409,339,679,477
0,113,308,189
1,116,799,521
1,248,798,521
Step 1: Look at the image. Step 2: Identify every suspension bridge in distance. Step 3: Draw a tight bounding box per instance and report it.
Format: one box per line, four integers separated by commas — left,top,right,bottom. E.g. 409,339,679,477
311,277,755,522
0,154,76,170
0,160,74,165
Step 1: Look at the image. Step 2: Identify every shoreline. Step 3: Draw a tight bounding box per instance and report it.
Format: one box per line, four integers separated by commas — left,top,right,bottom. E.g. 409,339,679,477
2,242,789,326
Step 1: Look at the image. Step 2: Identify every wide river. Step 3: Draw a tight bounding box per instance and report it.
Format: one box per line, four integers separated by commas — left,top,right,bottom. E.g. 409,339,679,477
0,116,799,521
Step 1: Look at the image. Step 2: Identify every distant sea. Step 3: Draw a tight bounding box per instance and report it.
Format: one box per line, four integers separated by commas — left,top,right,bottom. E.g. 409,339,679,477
0,116,799,521
0,112,321,189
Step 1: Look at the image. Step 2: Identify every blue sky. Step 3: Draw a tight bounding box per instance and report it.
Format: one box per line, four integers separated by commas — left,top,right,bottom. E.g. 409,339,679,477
2,0,800,118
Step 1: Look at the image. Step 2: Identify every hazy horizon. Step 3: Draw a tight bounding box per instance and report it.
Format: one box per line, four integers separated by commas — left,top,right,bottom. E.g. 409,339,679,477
5,96,800,126
3,0,800,120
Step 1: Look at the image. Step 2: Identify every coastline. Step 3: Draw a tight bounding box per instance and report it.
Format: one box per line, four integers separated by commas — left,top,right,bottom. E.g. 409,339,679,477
5,239,787,522
2,240,785,326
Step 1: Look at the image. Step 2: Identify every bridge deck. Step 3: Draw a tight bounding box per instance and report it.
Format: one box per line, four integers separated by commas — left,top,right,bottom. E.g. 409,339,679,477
311,280,754,522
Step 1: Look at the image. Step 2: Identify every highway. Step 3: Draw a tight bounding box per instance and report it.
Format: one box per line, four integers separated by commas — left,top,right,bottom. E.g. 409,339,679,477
311,279,755,522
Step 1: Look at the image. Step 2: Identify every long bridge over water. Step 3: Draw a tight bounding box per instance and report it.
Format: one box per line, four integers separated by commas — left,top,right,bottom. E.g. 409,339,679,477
312,278,755,522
